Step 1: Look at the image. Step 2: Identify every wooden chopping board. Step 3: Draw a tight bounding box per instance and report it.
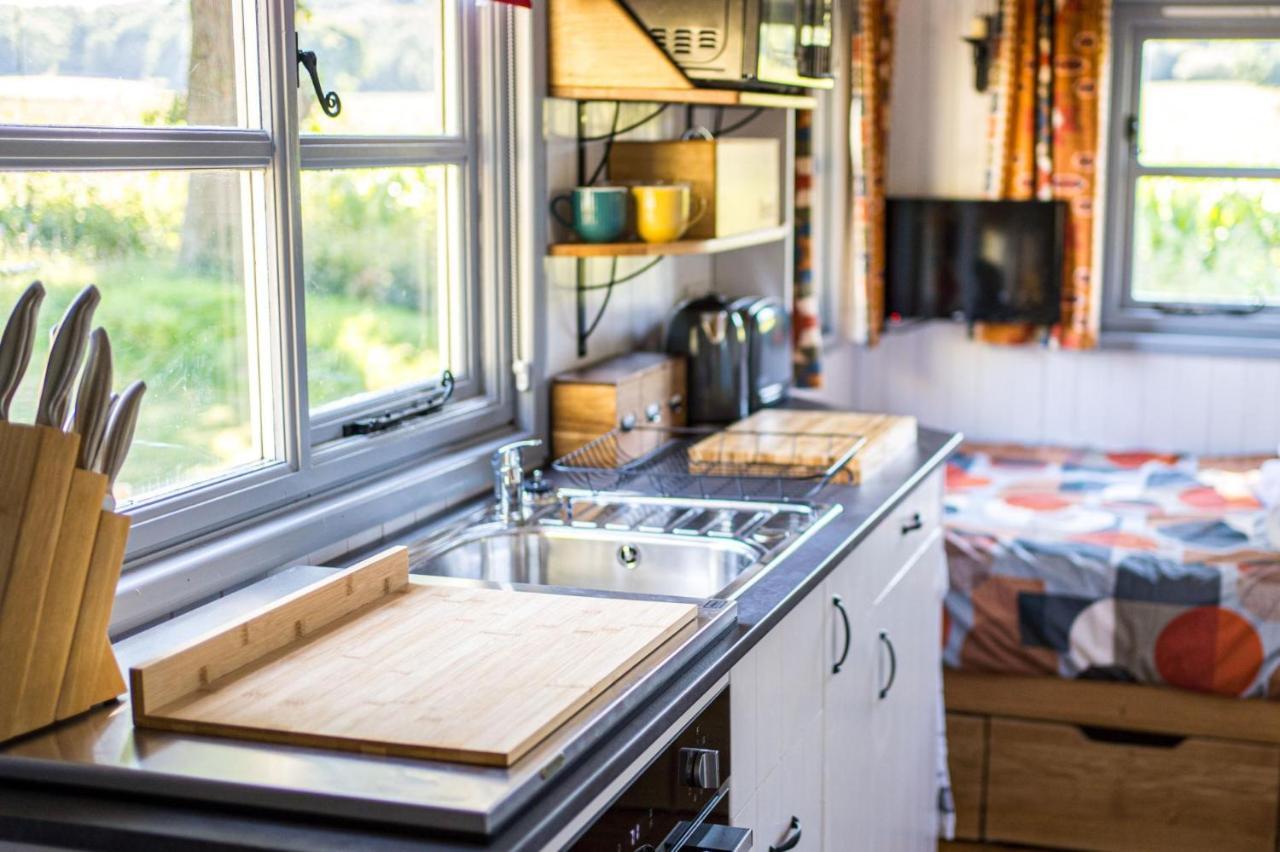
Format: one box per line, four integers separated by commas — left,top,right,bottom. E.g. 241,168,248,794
687,409,918,484
130,547,697,767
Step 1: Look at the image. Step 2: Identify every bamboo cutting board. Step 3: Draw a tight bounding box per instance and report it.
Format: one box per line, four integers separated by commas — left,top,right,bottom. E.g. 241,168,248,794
131,547,698,767
687,409,918,484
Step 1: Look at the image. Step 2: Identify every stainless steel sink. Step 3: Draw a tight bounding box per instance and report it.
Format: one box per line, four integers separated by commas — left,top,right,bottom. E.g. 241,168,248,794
408,494,838,600
412,525,758,599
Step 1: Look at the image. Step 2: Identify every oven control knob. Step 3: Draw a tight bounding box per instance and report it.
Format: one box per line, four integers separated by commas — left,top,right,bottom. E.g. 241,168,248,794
679,747,721,790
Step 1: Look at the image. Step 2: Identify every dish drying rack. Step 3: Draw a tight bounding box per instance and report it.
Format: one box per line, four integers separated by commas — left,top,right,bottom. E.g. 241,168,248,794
552,426,866,501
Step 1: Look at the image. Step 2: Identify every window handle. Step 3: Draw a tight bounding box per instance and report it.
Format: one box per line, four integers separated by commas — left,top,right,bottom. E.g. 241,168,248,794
1125,114,1139,158
297,43,342,117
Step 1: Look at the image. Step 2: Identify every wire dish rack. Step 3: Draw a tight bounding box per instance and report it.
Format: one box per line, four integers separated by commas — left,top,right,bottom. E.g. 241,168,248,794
552,425,867,501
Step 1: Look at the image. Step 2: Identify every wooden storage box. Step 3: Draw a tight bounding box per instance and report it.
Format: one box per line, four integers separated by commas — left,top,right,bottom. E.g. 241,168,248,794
551,352,685,459
985,717,1280,851
608,139,780,240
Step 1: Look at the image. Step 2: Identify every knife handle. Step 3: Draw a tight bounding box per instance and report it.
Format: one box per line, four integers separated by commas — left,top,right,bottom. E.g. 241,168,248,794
72,329,113,470
98,380,146,501
0,281,46,421
36,285,100,429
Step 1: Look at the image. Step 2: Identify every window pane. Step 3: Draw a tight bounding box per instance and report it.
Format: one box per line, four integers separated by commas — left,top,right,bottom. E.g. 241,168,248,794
1131,176,1280,306
0,1,250,129
302,166,459,411
297,0,450,136
0,170,266,501
1139,39,1280,168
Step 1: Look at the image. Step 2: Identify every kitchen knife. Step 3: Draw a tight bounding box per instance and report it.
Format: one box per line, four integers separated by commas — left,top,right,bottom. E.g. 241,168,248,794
98,380,145,509
0,281,47,422
36,285,101,429
71,328,113,470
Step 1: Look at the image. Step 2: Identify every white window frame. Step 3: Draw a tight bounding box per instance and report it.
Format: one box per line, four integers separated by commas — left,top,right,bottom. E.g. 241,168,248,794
0,0,521,563
1102,1,1280,343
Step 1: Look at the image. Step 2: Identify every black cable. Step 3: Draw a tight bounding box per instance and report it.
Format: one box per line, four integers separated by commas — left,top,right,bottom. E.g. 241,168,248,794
577,256,665,291
713,106,724,135
583,258,620,339
580,104,670,142
712,107,765,137
587,102,622,185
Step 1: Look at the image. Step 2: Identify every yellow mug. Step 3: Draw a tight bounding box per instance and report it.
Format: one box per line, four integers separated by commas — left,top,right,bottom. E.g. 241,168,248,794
631,184,707,243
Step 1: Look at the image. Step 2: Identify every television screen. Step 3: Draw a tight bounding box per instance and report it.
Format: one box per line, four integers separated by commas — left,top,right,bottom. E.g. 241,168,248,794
884,198,1066,326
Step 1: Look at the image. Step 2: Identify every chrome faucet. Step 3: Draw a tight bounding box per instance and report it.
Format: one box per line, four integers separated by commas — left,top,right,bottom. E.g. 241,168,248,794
492,438,542,523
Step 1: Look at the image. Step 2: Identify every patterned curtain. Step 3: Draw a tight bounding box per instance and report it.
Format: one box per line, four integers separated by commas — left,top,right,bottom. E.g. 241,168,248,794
845,0,897,346
793,110,822,387
985,0,1109,348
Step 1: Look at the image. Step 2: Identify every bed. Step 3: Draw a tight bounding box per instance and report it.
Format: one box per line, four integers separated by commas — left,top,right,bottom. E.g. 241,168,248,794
939,445,1280,851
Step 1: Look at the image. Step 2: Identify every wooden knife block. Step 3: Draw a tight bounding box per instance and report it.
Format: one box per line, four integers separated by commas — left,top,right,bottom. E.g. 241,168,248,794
0,420,129,743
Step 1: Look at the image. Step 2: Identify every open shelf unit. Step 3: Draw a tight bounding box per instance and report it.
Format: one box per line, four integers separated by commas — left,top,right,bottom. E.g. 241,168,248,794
547,0,814,357
548,225,790,259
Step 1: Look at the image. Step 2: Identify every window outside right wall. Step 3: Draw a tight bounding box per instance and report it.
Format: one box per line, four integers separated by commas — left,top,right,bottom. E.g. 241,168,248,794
1103,4,1280,340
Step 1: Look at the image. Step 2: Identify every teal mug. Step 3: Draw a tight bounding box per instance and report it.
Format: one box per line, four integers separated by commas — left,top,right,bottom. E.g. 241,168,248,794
550,186,629,243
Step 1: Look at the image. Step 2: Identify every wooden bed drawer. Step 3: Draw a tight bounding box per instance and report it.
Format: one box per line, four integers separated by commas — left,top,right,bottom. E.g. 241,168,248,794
986,717,1280,851
946,713,986,841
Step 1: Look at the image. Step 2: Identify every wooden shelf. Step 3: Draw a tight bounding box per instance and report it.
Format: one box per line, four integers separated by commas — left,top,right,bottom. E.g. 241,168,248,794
548,225,789,258
549,85,817,111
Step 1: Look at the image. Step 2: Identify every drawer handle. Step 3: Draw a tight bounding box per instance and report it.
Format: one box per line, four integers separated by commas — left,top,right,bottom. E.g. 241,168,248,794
769,816,802,852
832,595,852,674
878,630,897,700
901,512,924,535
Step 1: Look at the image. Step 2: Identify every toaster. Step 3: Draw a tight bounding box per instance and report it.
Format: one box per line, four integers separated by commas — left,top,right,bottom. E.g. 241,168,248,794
665,294,792,424
730,295,791,411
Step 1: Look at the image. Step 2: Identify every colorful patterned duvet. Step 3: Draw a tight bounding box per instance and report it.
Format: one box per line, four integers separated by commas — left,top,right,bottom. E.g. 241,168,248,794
942,446,1280,699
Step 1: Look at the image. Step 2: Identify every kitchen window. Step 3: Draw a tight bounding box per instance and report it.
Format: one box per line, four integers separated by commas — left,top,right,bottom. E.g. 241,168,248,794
0,0,519,561
1103,3,1280,341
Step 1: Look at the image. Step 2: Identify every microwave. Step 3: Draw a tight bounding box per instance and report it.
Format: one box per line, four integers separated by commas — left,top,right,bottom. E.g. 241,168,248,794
622,0,835,91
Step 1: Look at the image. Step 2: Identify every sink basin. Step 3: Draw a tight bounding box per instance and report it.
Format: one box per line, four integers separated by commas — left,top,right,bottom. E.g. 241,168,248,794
407,495,839,601
412,525,759,600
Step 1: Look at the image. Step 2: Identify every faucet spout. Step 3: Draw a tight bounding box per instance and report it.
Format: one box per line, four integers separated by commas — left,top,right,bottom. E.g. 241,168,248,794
492,438,542,523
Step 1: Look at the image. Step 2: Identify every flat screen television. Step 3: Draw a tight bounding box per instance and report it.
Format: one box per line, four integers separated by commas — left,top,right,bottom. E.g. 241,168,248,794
884,198,1067,326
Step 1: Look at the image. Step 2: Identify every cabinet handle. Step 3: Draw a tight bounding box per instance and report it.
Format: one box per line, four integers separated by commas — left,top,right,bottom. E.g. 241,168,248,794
878,630,897,700
832,595,851,674
769,816,802,852
901,512,924,535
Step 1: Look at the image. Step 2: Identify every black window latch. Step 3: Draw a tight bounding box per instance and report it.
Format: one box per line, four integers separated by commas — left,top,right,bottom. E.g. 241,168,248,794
297,40,341,117
342,371,455,437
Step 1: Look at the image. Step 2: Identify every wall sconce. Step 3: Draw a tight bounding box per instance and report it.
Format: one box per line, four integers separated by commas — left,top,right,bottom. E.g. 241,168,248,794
963,13,1000,93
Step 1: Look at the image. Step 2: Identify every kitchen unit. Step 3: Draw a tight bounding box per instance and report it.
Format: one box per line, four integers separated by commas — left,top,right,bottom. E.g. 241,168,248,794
0,429,958,850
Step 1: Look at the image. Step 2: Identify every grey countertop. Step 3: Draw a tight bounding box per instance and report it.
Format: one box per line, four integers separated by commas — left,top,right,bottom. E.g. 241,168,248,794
0,427,960,851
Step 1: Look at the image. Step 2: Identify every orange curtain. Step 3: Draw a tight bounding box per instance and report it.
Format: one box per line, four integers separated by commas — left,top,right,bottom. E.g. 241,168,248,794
986,0,1109,348
846,0,897,345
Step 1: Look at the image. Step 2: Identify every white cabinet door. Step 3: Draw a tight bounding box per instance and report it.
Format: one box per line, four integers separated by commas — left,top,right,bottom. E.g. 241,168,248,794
756,709,824,852
731,582,828,849
824,528,945,852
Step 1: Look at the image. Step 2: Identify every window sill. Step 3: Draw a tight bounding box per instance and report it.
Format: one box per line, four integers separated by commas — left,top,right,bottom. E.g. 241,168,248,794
113,428,540,636
1100,329,1280,359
